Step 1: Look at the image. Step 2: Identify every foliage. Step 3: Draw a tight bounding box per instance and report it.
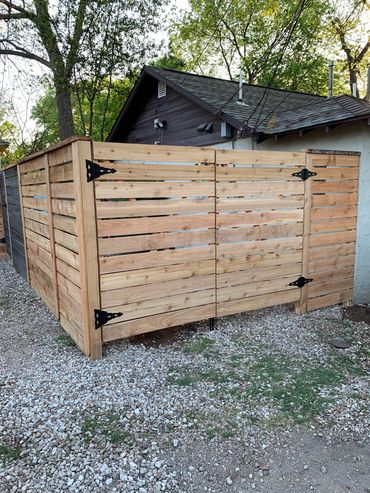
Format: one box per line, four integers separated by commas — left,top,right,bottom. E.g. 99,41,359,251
0,0,168,138
170,0,332,94
329,0,370,96
31,76,135,147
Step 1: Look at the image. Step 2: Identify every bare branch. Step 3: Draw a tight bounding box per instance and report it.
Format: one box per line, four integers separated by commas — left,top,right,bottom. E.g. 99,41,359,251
0,48,51,68
0,0,34,19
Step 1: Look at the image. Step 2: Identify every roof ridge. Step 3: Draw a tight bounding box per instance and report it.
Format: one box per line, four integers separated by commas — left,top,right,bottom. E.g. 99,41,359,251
146,65,326,99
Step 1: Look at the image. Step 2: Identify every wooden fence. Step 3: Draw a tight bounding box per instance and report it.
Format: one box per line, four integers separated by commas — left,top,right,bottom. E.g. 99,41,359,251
4,138,359,358
0,181,5,259
0,167,27,276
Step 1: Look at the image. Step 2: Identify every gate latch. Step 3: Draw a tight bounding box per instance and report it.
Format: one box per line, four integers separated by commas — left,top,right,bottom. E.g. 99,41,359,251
94,309,123,329
292,168,317,181
86,160,117,182
289,276,313,288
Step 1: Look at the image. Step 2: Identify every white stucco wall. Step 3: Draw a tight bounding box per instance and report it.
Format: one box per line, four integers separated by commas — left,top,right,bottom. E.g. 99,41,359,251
215,121,370,304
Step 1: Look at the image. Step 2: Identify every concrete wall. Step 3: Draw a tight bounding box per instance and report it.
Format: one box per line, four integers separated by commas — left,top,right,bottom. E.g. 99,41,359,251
215,121,370,304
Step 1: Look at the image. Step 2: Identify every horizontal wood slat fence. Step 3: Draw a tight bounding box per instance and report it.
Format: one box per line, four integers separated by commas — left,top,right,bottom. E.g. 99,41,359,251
3,138,359,358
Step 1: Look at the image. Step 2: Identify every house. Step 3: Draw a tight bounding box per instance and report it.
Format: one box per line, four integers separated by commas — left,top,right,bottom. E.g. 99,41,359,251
108,66,370,304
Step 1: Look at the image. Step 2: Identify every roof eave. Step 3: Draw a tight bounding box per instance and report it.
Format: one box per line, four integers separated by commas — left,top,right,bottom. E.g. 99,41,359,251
259,113,370,140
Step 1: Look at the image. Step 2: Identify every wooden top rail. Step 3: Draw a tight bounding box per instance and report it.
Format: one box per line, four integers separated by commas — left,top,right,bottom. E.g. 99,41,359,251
17,136,91,165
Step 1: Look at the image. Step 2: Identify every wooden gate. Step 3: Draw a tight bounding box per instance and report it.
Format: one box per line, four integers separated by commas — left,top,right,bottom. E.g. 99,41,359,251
215,150,305,317
92,143,217,342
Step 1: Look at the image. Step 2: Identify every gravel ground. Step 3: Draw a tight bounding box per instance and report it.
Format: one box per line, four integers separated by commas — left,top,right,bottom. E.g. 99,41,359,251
0,258,370,493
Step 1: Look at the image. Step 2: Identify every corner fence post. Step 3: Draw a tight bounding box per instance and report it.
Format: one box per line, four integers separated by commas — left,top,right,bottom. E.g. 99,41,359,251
296,151,312,315
72,140,102,359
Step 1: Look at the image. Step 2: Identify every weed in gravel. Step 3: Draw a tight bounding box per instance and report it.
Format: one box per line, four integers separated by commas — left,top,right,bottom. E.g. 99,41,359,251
182,337,221,360
0,293,12,312
0,445,21,460
167,366,195,386
56,334,76,347
82,411,132,445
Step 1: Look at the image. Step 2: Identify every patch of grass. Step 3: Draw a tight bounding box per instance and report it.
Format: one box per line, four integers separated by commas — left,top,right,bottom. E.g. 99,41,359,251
167,366,195,386
56,334,76,347
0,293,12,311
0,445,21,460
182,337,221,360
82,411,132,445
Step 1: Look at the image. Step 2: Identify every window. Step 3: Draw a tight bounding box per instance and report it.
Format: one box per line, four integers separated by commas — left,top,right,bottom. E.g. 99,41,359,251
158,81,167,98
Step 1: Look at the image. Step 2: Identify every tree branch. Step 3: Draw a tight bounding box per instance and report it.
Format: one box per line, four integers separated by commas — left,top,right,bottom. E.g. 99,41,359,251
356,38,370,62
66,0,88,75
0,48,51,68
0,0,34,19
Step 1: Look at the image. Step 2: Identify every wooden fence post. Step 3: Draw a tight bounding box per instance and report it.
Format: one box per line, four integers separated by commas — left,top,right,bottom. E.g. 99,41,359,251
72,140,102,359
296,151,312,315
16,164,30,283
44,154,59,318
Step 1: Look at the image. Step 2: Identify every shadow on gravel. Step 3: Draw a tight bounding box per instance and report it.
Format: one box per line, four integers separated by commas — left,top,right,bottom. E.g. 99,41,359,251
343,304,370,325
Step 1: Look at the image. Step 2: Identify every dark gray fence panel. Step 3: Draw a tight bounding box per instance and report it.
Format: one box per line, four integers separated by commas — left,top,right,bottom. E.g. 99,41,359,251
3,167,27,280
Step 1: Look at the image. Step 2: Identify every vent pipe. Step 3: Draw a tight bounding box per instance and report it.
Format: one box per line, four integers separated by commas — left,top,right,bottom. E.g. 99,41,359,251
366,66,370,101
352,82,357,97
328,60,334,98
238,72,243,102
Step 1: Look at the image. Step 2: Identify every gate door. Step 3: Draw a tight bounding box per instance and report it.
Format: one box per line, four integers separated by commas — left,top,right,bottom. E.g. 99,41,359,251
215,149,306,317
92,143,217,341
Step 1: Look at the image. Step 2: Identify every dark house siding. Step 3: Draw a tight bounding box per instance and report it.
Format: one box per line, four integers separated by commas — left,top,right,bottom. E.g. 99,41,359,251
116,80,233,146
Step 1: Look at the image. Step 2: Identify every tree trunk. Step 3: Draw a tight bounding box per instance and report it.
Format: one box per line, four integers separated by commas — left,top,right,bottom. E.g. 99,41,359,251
54,77,75,140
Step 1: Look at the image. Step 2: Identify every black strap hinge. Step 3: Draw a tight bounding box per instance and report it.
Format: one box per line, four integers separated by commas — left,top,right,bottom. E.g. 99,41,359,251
0,238,5,244
292,168,317,181
86,160,117,182
289,276,313,288
94,309,122,329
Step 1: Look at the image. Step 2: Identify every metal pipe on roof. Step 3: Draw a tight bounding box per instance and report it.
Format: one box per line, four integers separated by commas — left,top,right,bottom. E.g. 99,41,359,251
238,72,243,102
328,60,334,98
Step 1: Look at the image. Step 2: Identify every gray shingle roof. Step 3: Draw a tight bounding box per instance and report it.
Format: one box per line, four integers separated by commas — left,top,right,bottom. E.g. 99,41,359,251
147,67,370,136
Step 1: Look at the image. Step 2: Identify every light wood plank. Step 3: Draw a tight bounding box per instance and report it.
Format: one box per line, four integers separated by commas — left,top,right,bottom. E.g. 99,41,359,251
96,197,214,218
217,223,302,244
103,305,216,342
105,289,216,324
217,196,304,212
97,162,214,180
217,209,303,229
218,181,304,196
216,149,306,166
97,214,214,237
100,245,215,274
311,180,358,193
93,142,215,163
309,230,356,247
99,230,215,255
101,259,215,291
101,274,215,307
310,217,356,234
95,181,214,199
217,289,300,317
307,289,353,311
311,205,357,220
